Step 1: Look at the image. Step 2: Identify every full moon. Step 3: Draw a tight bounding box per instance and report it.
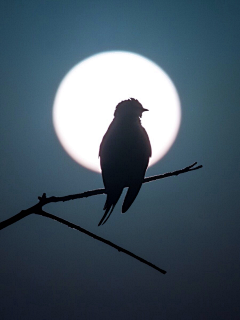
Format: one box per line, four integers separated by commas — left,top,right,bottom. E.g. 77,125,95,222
53,51,181,173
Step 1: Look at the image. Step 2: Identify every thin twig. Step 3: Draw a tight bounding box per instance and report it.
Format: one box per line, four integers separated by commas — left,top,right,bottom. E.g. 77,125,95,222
0,162,202,231
39,162,203,205
36,209,166,274
0,204,40,231
0,162,202,275
143,161,202,183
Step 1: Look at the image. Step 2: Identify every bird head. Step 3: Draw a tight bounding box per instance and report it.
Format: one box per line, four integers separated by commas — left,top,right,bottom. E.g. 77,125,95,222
114,98,148,119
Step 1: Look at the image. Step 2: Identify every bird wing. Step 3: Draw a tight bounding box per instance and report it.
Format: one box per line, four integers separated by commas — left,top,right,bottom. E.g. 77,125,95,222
122,180,143,213
98,120,126,225
122,125,151,213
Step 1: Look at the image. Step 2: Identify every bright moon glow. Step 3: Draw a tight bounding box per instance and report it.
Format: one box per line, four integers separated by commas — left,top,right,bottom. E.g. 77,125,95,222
53,51,181,173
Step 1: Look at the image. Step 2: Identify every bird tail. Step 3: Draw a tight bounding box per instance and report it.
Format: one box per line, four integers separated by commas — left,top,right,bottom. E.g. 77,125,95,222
122,183,142,213
98,189,123,226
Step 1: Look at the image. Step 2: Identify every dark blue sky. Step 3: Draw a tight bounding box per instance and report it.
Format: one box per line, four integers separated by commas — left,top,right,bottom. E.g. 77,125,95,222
1,1,240,319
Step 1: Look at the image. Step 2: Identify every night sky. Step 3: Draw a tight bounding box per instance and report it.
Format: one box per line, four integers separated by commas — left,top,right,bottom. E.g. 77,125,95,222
1,1,240,319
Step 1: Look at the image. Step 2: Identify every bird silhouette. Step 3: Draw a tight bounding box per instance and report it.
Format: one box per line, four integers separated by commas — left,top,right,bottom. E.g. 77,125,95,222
98,98,151,226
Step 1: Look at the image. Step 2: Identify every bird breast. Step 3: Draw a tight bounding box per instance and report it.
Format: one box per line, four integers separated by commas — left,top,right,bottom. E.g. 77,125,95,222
99,118,150,186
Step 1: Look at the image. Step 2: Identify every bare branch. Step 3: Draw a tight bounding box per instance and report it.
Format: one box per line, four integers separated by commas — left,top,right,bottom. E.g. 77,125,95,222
0,162,202,275
36,209,166,274
0,204,40,231
143,162,202,183
0,162,202,231
38,162,203,205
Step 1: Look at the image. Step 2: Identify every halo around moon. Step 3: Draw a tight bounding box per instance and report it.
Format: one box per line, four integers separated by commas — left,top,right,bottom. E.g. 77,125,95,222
53,51,181,173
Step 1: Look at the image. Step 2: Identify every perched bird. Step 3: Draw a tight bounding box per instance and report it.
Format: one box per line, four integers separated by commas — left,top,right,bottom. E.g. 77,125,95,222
98,98,151,226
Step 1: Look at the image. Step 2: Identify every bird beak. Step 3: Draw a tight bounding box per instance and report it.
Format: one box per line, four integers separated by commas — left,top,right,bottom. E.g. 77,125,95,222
142,108,149,112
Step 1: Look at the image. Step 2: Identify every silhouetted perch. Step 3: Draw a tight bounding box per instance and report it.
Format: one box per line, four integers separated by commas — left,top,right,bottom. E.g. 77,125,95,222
0,162,202,275
37,209,167,274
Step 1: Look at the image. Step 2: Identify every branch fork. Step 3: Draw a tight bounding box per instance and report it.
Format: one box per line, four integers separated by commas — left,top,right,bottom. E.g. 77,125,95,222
0,162,202,275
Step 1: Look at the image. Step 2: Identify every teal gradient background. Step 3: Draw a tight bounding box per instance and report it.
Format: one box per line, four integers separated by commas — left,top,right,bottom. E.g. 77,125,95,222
0,1,239,319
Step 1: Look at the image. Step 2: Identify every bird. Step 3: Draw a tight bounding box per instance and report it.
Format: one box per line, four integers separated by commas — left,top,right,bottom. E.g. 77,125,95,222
98,98,152,226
